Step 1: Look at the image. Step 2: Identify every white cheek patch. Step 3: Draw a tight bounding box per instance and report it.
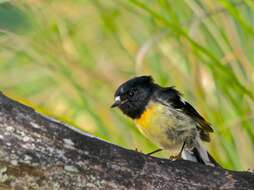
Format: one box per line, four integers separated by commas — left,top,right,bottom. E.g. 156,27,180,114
115,96,121,102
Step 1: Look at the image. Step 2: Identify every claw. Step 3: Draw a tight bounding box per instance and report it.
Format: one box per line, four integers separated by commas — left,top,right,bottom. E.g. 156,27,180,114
169,154,182,161
169,141,185,161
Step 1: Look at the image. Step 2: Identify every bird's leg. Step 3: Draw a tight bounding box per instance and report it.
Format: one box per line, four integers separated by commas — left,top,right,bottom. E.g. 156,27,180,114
178,140,186,157
169,141,186,160
146,148,163,156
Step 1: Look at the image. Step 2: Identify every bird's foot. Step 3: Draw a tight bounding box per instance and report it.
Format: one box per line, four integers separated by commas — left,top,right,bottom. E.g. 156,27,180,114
169,154,182,161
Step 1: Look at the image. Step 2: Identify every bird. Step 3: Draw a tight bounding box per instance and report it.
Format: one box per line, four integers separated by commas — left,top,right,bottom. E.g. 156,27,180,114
111,75,219,166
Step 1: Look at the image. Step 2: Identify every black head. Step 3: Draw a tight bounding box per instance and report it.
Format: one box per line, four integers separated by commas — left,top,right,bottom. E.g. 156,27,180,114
111,75,155,119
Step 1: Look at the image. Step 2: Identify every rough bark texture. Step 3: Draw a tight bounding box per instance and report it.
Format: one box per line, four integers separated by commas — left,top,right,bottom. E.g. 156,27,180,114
0,92,253,190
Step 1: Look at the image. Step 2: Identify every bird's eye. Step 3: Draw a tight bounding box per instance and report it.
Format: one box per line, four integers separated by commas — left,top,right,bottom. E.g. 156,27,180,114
128,90,135,97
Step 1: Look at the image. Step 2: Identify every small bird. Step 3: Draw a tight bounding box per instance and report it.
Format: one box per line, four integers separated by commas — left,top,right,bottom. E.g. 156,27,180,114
111,75,219,166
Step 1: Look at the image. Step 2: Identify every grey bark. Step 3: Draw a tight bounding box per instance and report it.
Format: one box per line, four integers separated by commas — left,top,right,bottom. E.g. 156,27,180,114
0,92,253,190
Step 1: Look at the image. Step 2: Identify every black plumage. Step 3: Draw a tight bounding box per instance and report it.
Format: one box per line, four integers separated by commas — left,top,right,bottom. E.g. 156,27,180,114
112,75,219,166
153,86,213,142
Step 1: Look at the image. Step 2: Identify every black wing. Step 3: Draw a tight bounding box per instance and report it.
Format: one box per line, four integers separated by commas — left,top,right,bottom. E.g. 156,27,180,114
154,87,213,141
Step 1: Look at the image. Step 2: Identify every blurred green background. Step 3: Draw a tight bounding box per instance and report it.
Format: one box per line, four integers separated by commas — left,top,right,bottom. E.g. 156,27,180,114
0,0,253,170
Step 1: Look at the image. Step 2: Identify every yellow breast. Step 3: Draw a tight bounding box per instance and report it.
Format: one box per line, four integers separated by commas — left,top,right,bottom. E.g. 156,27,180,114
135,103,158,128
134,102,180,151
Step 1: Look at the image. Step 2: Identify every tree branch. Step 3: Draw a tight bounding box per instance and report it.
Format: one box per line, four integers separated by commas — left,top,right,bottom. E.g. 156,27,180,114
0,92,253,189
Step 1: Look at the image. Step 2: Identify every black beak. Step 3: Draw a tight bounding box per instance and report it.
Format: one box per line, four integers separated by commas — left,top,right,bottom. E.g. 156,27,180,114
111,96,121,108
